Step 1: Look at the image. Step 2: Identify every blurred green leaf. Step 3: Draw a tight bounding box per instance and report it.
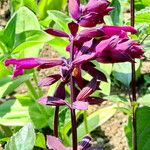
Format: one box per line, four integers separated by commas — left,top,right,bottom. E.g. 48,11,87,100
11,0,38,14
16,94,35,106
3,7,40,49
14,30,52,49
113,60,140,87
12,30,52,56
47,10,72,32
29,102,54,129
5,123,35,150
48,37,69,57
0,100,30,126
135,0,150,10
125,107,150,150
110,0,122,25
138,94,150,107
0,62,11,79
135,7,150,23
35,132,46,149
0,75,30,98
38,0,67,20
105,95,128,102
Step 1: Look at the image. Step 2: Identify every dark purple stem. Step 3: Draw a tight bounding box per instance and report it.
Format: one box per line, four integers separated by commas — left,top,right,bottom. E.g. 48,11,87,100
54,106,59,137
130,0,137,150
70,41,78,150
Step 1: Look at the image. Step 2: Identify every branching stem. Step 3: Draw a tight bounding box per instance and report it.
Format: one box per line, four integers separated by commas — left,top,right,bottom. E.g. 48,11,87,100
70,41,78,150
54,106,59,137
130,0,137,149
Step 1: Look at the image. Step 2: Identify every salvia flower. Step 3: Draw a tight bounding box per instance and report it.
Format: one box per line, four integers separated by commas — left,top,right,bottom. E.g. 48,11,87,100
69,0,113,27
5,58,64,78
46,135,103,150
95,36,144,63
73,36,144,64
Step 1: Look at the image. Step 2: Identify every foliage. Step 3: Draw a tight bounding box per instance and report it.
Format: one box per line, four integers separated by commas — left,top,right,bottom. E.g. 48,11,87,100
0,0,149,150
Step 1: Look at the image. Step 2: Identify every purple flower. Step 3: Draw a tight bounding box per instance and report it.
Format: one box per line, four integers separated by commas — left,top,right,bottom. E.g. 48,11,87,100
95,36,144,63
68,0,113,27
73,36,144,64
101,25,137,38
5,58,64,78
46,135,103,150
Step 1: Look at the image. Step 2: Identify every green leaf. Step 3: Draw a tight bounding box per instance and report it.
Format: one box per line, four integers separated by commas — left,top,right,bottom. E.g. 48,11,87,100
0,75,30,98
110,0,122,25
5,123,35,150
0,62,11,79
100,79,111,96
29,102,54,129
135,0,150,10
47,10,72,32
38,0,67,20
125,107,150,150
0,100,30,126
138,94,150,107
48,37,69,57
16,94,35,106
11,0,38,14
35,132,46,149
12,30,52,56
113,60,140,87
3,7,40,49
13,30,52,50
135,7,150,23
71,105,116,142
105,95,128,103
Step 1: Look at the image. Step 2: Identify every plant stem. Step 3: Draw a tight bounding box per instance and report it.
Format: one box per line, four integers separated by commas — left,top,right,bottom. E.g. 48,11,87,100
25,80,39,100
54,106,59,137
130,0,137,150
33,72,43,97
83,111,89,134
70,41,78,150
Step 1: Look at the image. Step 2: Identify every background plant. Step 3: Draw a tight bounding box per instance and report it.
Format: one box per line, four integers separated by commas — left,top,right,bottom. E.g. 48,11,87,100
0,0,150,150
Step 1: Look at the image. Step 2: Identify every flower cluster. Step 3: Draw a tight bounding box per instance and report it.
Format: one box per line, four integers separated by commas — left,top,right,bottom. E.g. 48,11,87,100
5,0,144,149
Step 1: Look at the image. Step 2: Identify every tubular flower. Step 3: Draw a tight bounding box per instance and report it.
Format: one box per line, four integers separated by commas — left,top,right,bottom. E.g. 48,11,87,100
5,58,64,78
73,36,144,64
95,36,144,63
46,135,103,150
68,0,113,27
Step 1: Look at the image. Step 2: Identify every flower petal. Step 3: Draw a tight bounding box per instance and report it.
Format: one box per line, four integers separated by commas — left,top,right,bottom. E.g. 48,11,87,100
68,22,79,37
73,53,95,65
75,27,104,43
79,135,92,150
95,36,119,56
68,0,80,20
5,58,39,69
101,26,137,37
82,62,107,82
76,78,98,101
73,101,89,110
38,58,64,69
38,74,61,87
78,13,104,27
84,0,110,14
45,28,69,37
54,82,66,99
47,136,67,150
13,66,24,78
38,96,66,106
